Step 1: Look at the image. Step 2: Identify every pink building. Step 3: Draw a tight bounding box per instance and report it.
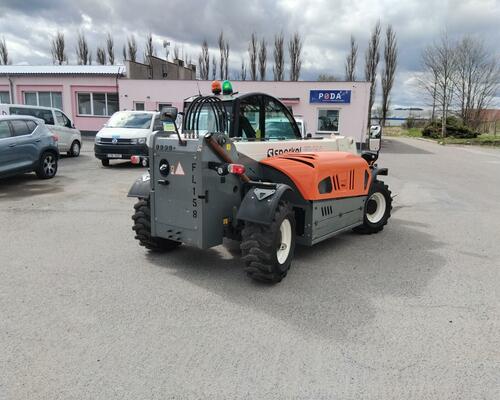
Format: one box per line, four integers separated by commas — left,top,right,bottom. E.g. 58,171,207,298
1,65,370,141
118,80,370,141
0,65,123,133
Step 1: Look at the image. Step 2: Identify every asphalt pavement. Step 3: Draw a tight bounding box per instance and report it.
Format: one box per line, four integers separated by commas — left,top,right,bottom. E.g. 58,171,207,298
1,138,499,399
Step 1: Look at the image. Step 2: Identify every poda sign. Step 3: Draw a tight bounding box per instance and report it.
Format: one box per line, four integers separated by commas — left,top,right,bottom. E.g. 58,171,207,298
309,90,351,104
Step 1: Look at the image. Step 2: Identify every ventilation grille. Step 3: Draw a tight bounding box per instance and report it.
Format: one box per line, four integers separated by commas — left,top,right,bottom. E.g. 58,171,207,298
321,205,333,217
331,169,355,192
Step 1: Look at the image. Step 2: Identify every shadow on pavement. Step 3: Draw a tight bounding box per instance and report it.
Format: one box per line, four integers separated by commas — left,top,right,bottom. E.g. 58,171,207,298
381,138,434,155
145,217,445,341
0,173,66,199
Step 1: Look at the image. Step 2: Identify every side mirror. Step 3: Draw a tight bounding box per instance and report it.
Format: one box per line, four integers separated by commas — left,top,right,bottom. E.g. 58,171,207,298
160,106,178,122
368,125,382,152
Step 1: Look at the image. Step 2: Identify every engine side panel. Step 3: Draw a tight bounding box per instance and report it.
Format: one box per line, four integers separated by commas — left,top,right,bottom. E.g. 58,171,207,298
260,151,372,201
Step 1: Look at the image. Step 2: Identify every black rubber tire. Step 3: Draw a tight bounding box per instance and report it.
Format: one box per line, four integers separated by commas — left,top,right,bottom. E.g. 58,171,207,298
101,159,110,167
132,198,181,252
353,180,392,234
68,140,81,157
35,151,58,179
240,201,296,283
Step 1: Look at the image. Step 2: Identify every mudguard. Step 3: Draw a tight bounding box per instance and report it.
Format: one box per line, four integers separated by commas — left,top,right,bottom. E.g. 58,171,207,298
127,172,151,198
237,182,292,225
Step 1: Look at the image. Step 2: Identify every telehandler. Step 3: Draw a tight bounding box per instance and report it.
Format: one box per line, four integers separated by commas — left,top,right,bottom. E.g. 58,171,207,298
128,81,391,283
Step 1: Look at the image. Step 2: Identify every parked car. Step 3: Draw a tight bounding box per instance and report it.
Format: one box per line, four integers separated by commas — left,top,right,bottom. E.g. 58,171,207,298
0,115,59,179
94,110,161,167
0,104,81,157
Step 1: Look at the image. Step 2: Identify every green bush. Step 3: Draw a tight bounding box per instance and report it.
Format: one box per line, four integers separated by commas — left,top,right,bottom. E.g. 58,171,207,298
422,118,478,139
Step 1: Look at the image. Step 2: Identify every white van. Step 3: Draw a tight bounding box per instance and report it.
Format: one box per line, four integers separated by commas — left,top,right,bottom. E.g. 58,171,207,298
0,104,82,156
94,110,161,166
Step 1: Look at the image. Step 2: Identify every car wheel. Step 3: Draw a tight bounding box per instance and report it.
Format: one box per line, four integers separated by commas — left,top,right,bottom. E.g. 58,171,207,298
101,159,110,167
68,140,81,157
36,151,58,179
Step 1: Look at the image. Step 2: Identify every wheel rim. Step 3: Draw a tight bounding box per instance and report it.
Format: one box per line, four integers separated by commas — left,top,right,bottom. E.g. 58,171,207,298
43,155,55,176
72,142,80,155
366,192,386,224
277,218,292,264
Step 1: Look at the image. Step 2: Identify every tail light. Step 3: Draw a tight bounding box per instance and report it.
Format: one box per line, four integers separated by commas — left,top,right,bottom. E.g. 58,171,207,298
130,155,141,164
227,163,246,176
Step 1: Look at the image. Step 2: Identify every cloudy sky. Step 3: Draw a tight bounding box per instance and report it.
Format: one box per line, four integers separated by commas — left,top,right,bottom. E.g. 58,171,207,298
0,0,499,106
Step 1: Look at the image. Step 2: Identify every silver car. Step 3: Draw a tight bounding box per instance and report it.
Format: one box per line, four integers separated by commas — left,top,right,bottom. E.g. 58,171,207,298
0,115,59,179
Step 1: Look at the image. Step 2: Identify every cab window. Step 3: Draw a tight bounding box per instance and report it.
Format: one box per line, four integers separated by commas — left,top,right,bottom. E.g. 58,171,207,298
237,95,262,140
263,97,300,140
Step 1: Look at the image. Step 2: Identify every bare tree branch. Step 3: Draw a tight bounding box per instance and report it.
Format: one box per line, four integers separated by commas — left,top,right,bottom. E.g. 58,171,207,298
454,36,500,128
127,36,137,62
144,33,156,63
76,31,91,65
198,39,210,80
345,35,357,81
223,41,230,80
248,33,258,81
96,47,106,65
288,32,303,81
122,45,127,62
218,31,225,80
106,33,114,65
364,21,381,127
211,56,217,80
420,33,457,137
173,44,180,60
258,38,267,80
273,32,285,81
50,31,66,65
240,60,247,80
381,25,398,126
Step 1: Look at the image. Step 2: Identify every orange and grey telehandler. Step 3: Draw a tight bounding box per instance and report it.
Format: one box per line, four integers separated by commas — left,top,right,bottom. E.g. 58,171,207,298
128,82,391,283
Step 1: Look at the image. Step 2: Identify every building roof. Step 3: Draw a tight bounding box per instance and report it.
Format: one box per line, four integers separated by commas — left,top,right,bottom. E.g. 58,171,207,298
0,65,125,76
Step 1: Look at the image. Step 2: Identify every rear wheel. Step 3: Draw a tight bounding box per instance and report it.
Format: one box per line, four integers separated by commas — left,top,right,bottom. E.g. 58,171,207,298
101,159,110,167
241,201,296,283
354,180,392,234
68,140,81,157
132,198,181,252
36,151,58,179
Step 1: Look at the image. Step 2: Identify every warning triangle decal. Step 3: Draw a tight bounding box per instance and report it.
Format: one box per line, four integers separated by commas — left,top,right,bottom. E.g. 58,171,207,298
175,162,185,176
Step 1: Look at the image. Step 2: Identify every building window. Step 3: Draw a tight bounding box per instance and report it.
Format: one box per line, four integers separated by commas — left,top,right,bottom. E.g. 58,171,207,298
77,92,119,116
317,109,339,133
157,102,172,111
0,91,10,104
23,91,62,109
134,102,145,111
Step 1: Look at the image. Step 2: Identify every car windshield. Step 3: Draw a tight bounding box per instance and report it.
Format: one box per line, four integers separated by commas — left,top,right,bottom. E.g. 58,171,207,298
107,112,153,129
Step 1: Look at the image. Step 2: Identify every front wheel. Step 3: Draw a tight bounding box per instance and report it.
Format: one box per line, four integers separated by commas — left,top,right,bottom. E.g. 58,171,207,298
354,180,392,234
241,201,296,283
132,198,181,252
68,140,81,157
36,151,58,179
101,159,110,167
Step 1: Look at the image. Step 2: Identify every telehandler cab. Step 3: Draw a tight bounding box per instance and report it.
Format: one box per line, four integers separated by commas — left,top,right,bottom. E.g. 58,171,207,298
128,81,392,283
